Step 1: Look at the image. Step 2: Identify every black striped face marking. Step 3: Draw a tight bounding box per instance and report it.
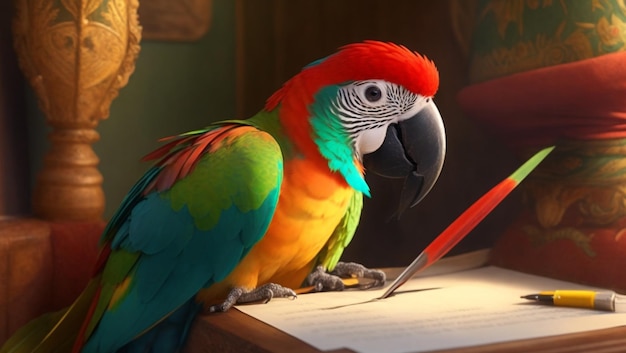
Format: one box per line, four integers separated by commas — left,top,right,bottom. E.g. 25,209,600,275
332,80,432,157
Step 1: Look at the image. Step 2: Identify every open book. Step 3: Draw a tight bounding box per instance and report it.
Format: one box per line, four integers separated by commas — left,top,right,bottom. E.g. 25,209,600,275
236,250,626,353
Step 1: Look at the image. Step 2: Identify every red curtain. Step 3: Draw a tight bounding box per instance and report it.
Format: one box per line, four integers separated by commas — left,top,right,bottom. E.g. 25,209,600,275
0,2,30,216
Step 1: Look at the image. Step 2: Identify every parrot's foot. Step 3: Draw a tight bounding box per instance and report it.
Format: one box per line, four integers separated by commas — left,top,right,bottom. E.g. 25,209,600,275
207,283,297,313
306,262,386,292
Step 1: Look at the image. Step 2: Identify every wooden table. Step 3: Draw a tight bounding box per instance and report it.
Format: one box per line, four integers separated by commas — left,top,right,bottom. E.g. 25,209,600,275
182,253,626,353
184,308,626,353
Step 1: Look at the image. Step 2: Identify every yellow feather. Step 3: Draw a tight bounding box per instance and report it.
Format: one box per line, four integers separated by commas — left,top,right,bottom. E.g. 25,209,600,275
108,277,132,310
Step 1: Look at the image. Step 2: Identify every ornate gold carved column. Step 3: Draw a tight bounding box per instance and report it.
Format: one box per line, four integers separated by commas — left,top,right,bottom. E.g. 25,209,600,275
12,0,141,221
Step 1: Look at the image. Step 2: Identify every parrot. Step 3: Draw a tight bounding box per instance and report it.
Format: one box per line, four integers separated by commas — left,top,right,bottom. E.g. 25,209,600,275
1,40,445,353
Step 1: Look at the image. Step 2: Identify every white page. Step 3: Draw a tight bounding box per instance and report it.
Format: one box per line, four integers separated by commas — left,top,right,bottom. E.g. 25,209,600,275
237,266,626,353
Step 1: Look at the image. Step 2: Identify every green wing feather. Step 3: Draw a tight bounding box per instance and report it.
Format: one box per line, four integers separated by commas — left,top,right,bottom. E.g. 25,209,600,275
0,120,285,353
0,311,66,353
317,191,363,271
0,278,101,353
76,123,284,353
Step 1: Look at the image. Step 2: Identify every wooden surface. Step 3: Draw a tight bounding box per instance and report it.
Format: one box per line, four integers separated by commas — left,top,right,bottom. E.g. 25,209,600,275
185,309,355,353
184,253,626,353
0,218,103,344
186,308,626,353
0,218,52,344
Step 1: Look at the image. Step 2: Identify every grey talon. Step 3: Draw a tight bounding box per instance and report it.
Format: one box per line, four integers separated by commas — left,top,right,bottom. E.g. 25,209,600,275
206,283,297,313
332,262,386,288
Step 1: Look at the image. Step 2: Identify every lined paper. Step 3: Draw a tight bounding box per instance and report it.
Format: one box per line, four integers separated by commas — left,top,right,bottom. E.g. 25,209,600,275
237,263,626,353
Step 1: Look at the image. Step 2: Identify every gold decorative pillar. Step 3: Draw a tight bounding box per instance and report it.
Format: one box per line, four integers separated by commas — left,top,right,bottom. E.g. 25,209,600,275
12,0,141,221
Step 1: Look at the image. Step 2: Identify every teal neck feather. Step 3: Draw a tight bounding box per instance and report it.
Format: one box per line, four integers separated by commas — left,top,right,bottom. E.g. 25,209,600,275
309,85,370,196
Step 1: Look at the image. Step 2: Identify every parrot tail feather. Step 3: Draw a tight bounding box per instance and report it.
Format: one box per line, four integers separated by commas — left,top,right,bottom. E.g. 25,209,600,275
0,279,100,353
116,299,202,353
71,283,103,353
0,310,67,353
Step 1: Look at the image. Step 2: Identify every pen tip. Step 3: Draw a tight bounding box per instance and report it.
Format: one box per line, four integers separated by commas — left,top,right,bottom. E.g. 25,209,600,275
521,294,544,300
520,293,553,303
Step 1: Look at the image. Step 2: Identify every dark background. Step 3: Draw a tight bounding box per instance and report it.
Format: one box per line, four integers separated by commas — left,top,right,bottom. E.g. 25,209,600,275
0,0,520,268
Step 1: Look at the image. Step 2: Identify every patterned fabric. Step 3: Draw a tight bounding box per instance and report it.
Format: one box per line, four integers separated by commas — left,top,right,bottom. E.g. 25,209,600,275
457,51,626,148
469,0,626,83
458,0,626,292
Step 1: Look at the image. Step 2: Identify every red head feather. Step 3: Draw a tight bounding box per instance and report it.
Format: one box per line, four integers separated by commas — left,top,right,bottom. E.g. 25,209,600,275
265,40,439,178
265,41,439,111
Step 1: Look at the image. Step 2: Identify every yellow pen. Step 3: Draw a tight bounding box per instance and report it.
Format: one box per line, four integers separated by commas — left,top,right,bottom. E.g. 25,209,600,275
521,290,625,312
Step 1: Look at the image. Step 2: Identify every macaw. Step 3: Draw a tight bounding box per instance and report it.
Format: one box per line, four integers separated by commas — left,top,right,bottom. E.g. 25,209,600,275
1,40,445,353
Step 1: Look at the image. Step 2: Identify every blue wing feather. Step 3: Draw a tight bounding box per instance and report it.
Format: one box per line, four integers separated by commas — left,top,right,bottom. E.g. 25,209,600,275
81,125,283,353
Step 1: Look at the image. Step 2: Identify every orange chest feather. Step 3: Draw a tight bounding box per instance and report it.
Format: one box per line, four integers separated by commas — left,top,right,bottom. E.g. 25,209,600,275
256,158,354,265
198,158,355,302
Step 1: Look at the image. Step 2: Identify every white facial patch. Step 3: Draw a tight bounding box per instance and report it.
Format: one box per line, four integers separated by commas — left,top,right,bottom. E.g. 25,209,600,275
355,127,389,155
334,81,432,158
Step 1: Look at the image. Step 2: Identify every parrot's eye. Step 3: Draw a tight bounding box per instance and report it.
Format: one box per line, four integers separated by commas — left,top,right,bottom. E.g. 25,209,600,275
364,86,382,102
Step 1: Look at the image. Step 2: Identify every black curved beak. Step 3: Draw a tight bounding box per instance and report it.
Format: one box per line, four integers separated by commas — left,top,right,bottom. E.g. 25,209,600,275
362,100,446,218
